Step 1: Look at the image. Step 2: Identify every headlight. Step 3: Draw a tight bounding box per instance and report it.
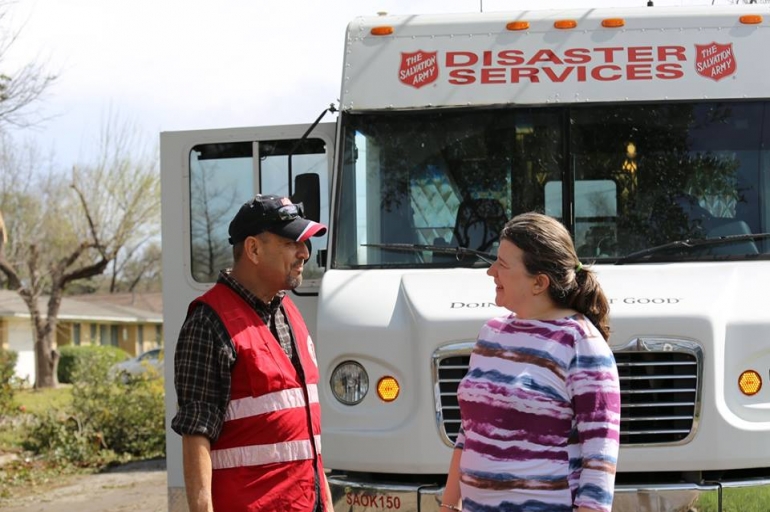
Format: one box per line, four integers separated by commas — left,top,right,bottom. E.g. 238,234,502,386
330,361,369,405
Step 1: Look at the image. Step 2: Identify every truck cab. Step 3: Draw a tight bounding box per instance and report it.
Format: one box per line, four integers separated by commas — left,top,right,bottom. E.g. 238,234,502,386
162,6,770,511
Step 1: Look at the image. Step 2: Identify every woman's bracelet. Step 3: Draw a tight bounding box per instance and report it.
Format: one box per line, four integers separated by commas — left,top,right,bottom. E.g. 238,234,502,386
440,504,461,512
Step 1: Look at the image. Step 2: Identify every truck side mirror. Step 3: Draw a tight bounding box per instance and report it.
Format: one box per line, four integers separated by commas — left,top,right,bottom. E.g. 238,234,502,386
292,173,321,222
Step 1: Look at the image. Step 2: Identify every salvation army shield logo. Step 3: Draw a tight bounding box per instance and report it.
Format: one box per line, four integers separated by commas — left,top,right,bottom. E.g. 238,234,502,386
306,335,318,366
399,50,439,88
694,43,736,81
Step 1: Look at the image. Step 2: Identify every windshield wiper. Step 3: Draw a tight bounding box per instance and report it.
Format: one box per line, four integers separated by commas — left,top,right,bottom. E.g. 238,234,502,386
615,232,770,265
361,243,496,265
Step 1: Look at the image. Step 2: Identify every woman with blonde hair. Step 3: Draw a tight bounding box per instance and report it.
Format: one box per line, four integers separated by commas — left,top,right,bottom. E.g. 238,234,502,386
440,212,620,512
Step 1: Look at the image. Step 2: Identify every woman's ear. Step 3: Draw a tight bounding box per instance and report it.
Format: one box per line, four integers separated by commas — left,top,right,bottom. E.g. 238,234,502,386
533,273,550,295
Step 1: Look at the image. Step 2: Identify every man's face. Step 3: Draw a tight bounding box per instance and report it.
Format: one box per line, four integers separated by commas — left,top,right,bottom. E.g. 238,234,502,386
254,231,310,293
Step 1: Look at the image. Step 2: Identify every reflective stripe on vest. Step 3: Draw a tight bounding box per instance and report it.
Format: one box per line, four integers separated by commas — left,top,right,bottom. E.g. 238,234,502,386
212,434,323,469
224,384,319,422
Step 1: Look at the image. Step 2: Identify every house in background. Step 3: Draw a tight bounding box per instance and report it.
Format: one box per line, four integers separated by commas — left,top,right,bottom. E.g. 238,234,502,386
0,290,163,384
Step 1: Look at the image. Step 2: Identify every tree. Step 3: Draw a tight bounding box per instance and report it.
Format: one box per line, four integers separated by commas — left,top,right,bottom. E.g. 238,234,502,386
106,240,162,293
0,1,56,128
190,162,238,282
78,114,161,294
119,241,162,293
0,117,160,388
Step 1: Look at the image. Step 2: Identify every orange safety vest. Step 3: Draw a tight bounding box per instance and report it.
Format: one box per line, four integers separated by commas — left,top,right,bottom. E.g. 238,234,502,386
193,284,326,512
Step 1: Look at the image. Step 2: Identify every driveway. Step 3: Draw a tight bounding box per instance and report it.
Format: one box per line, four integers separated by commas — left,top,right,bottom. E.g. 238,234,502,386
1,458,167,512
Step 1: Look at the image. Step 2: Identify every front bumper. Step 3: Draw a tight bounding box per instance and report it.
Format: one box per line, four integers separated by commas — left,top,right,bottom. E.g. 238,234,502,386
329,474,770,512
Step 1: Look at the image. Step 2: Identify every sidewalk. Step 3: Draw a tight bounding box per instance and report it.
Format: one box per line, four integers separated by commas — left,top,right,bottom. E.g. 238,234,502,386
1,458,167,512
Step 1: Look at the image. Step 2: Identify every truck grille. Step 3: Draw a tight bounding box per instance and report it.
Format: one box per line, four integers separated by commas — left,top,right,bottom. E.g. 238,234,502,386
434,338,702,447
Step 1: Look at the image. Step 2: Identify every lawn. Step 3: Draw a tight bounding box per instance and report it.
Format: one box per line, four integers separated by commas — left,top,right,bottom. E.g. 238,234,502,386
0,386,73,451
0,385,85,501
0,349,166,504
695,485,770,512
16,385,73,414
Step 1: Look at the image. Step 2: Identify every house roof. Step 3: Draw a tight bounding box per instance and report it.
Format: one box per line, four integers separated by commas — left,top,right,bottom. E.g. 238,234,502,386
0,290,162,324
72,292,163,315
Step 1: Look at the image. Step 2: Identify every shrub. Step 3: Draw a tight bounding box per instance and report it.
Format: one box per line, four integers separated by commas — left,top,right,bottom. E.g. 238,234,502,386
58,345,128,384
70,349,165,457
0,348,19,415
22,410,101,465
102,376,166,456
21,346,165,466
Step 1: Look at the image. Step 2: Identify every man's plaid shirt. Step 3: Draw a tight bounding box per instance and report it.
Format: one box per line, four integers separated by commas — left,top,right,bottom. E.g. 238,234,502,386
170,270,298,441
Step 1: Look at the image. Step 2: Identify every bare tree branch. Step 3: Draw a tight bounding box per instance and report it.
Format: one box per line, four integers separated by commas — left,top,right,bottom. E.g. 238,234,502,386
0,2,57,128
60,257,111,287
70,178,109,259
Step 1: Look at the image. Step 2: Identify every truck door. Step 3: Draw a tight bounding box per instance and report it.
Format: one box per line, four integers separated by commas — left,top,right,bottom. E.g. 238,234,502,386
159,122,335,508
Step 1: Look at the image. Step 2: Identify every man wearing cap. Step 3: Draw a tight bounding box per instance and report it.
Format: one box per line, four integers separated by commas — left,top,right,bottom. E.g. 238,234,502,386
171,195,332,512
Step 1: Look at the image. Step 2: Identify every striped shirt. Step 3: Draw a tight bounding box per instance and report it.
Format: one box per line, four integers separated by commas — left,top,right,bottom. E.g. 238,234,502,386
456,314,620,512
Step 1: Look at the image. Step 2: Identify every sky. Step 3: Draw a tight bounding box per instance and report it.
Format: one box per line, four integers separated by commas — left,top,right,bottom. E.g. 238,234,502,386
3,0,733,167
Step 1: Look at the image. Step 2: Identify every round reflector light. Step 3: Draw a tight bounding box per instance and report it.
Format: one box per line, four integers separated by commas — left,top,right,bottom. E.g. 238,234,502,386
377,376,400,402
738,370,762,396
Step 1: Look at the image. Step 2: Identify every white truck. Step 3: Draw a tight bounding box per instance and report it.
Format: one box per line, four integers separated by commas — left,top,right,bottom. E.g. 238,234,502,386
160,5,770,511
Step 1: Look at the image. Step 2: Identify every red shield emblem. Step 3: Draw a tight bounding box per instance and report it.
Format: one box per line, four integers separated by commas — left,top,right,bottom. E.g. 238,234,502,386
399,50,439,89
694,43,736,81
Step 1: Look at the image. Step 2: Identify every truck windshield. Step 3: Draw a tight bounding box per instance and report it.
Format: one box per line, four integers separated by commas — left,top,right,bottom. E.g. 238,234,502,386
332,102,770,268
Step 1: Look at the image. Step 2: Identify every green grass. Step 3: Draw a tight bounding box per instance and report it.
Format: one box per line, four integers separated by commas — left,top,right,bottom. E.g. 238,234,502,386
0,385,86,502
0,386,73,451
695,484,770,512
0,426,21,451
0,361,165,505
15,385,73,414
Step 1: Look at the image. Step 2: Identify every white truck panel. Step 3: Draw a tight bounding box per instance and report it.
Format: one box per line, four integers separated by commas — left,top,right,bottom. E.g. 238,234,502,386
343,7,770,110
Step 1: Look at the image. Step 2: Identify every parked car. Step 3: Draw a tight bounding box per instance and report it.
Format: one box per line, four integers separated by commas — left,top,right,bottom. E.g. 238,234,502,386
109,348,164,381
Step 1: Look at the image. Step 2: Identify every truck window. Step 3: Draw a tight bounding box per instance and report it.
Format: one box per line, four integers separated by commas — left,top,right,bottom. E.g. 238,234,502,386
334,109,562,267
333,101,769,267
545,180,618,259
189,138,329,283
571,102,768,258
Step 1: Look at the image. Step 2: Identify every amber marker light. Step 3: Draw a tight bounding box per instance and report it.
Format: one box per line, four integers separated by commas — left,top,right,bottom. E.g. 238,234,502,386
506,21,530,31
739,15,763,25
738,370,762,396
554,19,578,30
370,26,394,36
377,376,400,402
602,18,625,28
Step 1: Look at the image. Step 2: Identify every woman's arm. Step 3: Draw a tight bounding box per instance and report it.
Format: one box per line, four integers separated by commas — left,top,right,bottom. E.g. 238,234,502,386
320,469,334,511
568,333,621,512
440,447,463,510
